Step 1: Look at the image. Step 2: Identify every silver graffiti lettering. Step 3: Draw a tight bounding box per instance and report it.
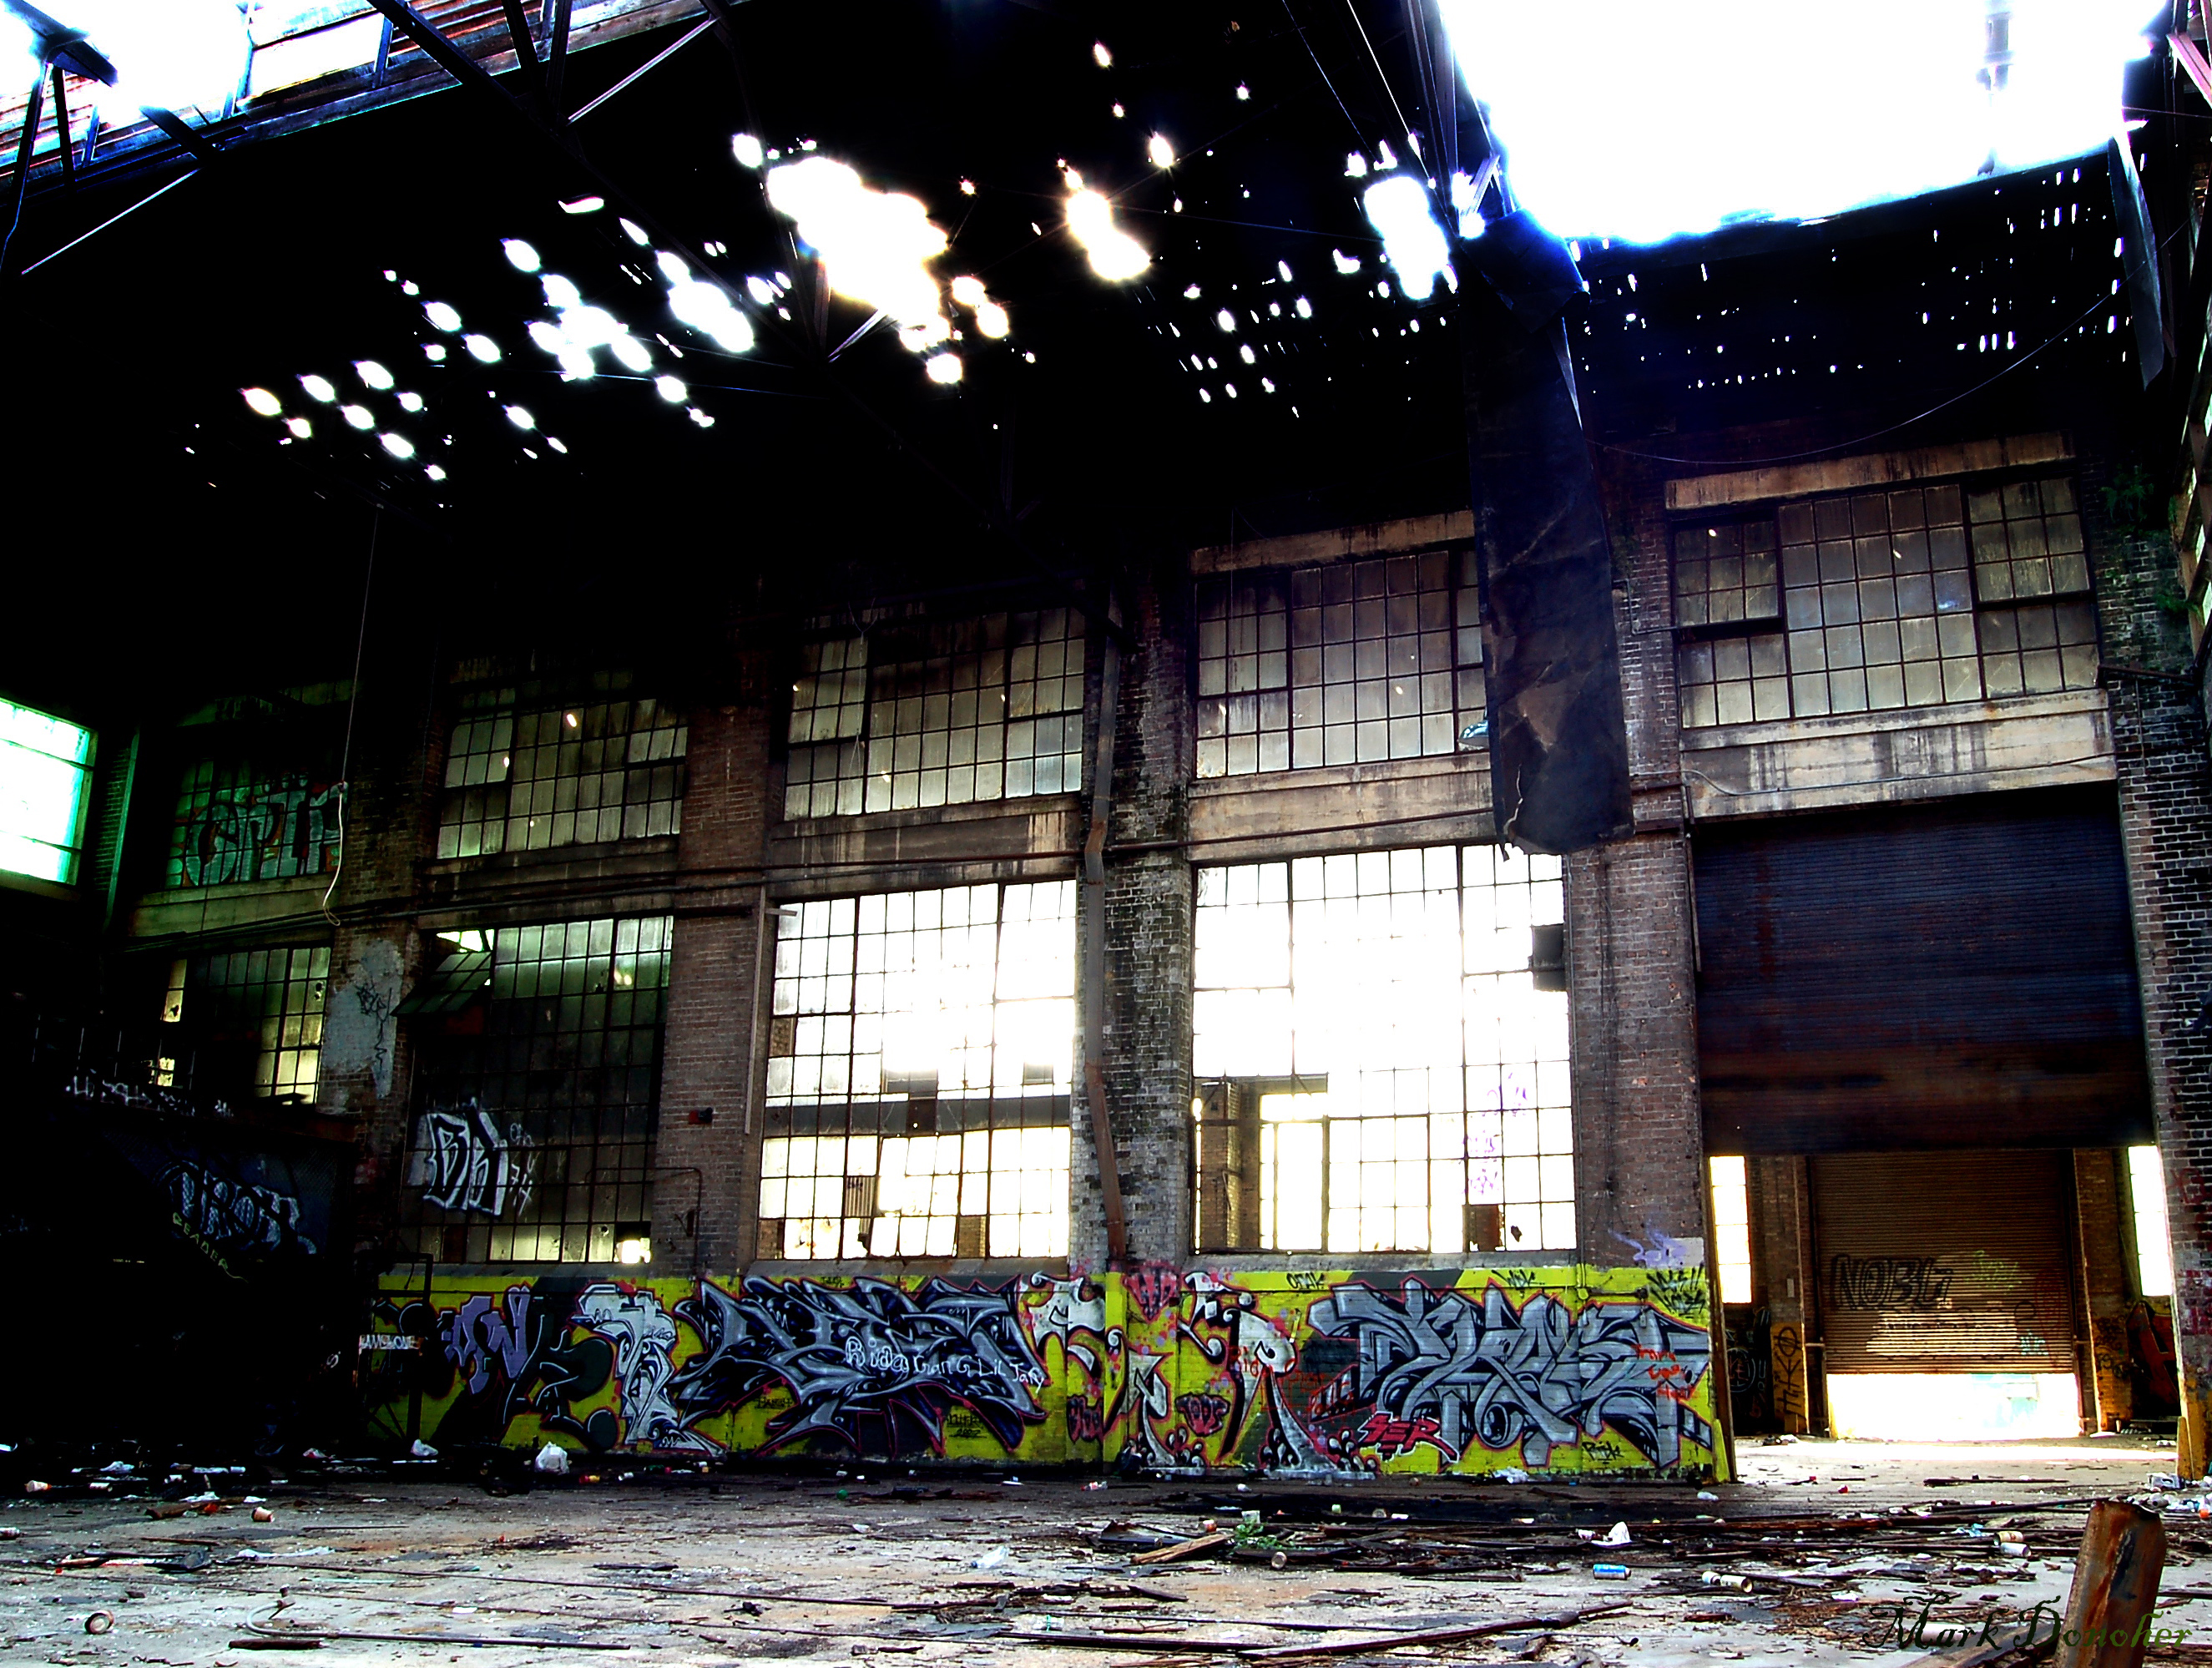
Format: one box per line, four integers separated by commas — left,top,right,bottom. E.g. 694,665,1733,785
407,1104,534,1218
1309,1281,1715,1468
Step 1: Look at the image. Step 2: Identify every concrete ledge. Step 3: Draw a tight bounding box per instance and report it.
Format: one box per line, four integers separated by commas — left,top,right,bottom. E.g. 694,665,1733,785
767,796,1084,897
1188,752,1492,862
1681,688,2114,818
1665,432,2073,513
129,873,330,941
1192,511,1474,576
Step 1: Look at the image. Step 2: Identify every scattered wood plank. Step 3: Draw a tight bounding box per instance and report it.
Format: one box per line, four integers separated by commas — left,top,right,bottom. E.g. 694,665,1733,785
1132,1532,1234,1566
1235,1600,1630,1660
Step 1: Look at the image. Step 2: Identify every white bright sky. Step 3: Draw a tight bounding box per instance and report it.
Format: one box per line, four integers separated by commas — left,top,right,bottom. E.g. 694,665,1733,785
1438,0,2167,244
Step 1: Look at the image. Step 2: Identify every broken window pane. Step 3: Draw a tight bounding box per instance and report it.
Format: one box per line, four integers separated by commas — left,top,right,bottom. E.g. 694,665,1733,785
760,881,1077,1260
401,915,672,1265
1194,846,1573,1254
784,611,1084,818
437,674,687,858
1194,548,1483,778
181,944,331,1105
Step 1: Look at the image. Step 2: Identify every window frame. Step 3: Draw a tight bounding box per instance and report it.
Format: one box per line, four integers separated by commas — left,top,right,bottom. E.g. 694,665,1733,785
780,608,1089,821
1190,544,1488,781
1671,468,2099,730
0,694,96,890
1191,843,1574,1257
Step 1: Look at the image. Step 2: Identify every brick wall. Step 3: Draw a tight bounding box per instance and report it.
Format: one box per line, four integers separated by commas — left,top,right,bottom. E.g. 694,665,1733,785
1073,571,1194,1269
651,674,772,1277
2098,514,2212,1469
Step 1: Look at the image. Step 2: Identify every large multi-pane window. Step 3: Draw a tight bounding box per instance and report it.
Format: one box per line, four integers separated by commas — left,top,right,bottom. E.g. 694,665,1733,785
1194,548,1486,777
401,916,671,1264
760,882,1076,1261
1675,474,2098,727
437,676,687,859
1193,846,1573,1254
0,695,93,886
783,610,1086,819
172,946,331,1104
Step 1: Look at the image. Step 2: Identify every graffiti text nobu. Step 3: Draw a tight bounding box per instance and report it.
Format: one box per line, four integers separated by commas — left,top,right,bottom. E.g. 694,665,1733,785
671,1276,1048,1455
1830,1254,1953,1312
1308,1280,1714,1468
407,1104,534,1218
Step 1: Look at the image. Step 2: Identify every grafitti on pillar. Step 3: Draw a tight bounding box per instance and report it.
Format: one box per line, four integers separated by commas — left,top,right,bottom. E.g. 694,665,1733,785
1770,1322,1809,1433
407,1104,535,1218
367,1263,1723,1478
576,1284,718,1452
1306,1280,1715,1467
668,1276,1048,1455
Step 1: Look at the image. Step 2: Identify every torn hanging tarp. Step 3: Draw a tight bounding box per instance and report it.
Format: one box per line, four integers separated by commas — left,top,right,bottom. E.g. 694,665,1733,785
1456,212,1634,855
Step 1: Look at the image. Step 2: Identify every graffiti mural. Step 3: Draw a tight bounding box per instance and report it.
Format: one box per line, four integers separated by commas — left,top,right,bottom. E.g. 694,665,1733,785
367,1262,1725,1478
1306,1281,1714,1467
669,1276,1048,1456
406,1104,534,1217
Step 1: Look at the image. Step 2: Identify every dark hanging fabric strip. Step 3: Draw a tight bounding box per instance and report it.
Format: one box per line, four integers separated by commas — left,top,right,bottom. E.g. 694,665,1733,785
1455,215,1634,854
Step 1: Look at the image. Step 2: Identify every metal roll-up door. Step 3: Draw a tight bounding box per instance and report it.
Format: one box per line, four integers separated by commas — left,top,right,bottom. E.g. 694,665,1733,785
1694,786,2151,1155
1812,1150,2075,1372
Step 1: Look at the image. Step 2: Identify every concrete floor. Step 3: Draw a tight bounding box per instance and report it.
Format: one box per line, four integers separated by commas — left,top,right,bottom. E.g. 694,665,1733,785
0,1435,2199,1668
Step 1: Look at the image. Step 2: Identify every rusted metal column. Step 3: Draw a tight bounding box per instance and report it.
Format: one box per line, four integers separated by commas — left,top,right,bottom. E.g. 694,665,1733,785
2052,1499,2165,1668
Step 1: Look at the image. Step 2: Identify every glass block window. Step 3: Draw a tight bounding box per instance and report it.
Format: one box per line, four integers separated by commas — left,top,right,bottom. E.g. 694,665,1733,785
1674,473,2098,727
760,881,1076,1261
2129,1145,2174,1300
185,945,331,1103
0,695,94,886
437,679,687,859
402,916,672,1264
784,611,1086,819
169,763,342,887
1192,846,1573,1254
1194,549,1485,777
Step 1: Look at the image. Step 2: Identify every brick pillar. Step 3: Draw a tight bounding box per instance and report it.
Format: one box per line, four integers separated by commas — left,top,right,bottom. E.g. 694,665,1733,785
1073,574,1193,1271
1569,450,1708,1266
652,677,772,1279
316,604,442,1261
2076,1149,2137,1432
2098,518,2212,1474
1568,835,1704,1260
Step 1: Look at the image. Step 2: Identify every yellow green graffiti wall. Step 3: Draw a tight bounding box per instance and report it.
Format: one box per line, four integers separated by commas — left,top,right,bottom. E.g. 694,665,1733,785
363,1262,1727,1480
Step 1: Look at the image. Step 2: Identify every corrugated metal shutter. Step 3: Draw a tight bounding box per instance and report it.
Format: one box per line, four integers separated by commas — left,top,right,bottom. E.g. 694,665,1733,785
1813,1150,2075,1372
1695,786,2151,1154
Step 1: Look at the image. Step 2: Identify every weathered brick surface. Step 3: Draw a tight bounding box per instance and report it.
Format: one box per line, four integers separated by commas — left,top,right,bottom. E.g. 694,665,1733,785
652,674,772,1277
1073,572,1194,1270
2098,518,2212,1468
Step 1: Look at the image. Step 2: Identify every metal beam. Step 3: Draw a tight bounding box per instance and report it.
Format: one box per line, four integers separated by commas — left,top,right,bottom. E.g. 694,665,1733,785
497,0,548,108
141,107,225,162
48,65,70,192
544,0,574,104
